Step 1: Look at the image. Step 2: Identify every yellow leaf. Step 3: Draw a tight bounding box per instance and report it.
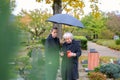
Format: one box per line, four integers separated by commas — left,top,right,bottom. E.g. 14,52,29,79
79,1,85,8
62,0,67,2
46,0,51,4
65,8,72,13
20,15,32,25
94,12,100,18
90,0,95,2
36,0,41,2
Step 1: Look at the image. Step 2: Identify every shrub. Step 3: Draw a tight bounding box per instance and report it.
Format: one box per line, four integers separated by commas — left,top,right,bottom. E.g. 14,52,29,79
41,38,46,45
96,39,120,51
82,64,88,68
14,55,31,79
115,39,120,45
99,29,114,39
39,38,46,45
100,63,120,79
94,66,100,72
88,72,106,80
74,36,88,50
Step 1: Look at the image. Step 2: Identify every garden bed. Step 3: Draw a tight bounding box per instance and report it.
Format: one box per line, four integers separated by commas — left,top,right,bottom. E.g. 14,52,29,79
79,55,120,80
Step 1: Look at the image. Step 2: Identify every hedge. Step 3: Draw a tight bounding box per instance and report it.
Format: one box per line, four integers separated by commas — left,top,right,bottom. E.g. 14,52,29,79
74,36,88,50
39,36,88,50
115,39,120,45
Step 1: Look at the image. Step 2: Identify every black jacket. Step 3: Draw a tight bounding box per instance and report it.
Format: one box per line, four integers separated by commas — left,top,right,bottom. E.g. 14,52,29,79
45,34,60,57
45,34,60,80
61,39,81,80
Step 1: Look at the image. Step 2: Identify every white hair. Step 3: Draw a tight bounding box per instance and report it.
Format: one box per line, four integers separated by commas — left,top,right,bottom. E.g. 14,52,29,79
63,32,73,39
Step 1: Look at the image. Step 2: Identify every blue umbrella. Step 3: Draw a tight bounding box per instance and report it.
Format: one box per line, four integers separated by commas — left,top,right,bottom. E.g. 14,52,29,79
47,14,84,28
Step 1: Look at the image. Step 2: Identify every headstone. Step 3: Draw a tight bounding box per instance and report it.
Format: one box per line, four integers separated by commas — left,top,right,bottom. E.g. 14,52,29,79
114,35,119,40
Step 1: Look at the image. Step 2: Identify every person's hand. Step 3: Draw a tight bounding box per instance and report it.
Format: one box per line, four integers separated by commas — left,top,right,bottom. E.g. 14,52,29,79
67,50,76,58
67,50,71,58
72,53,76,57
60,52,64,56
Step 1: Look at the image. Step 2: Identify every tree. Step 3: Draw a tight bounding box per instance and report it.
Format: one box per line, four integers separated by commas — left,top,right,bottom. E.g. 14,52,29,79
16,9,52,40
106,12,120,36
52,0,62,38
81,13,107,39
36,0,100,38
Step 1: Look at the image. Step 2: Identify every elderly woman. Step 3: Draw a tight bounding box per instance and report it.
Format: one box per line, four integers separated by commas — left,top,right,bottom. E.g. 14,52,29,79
60,32,81,80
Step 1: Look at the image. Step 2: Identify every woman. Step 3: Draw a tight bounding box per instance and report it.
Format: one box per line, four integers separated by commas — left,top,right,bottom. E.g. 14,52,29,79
60,32,81,80
45,27,60,80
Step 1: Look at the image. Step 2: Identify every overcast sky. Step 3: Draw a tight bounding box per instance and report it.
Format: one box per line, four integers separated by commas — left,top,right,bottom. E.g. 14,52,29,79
12,0,120,15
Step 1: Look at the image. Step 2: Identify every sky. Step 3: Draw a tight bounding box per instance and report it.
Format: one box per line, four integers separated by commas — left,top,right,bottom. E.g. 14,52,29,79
12,0,120,15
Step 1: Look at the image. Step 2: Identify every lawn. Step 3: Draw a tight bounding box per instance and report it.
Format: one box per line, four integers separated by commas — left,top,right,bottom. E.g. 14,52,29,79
95,39,120,51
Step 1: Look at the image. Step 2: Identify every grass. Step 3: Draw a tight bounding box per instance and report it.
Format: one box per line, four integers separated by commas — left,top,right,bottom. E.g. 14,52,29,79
95,39,120,51
100,56,117,63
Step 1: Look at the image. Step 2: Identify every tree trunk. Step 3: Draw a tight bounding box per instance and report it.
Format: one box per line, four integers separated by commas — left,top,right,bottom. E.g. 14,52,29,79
52,0,62,39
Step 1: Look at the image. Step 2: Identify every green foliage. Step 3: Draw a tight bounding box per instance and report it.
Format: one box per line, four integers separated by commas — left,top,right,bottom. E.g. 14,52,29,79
14,55,31,79
15,47,45,80
96,39,120,50
81,13,107,39
115,39,120,45
27,49,32,57
94,66,100,72
88,72,106,80
100,63,120,79
39,38,46,45
74,36,88,50
74,36,87,40
100,56,117,63
16,9,52,40
82,64,88,68
99,29,114,39
106,12,120,36
15,56,31,69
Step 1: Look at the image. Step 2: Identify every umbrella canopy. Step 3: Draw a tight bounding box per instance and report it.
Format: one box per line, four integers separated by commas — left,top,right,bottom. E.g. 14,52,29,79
47,14,84,28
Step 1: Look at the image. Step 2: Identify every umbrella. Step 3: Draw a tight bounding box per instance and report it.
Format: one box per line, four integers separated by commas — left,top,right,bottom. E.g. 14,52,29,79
47,14,84,28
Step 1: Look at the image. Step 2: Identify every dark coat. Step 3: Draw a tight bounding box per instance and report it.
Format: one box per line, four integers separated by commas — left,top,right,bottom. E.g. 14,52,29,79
45,34,60,80
45,34,60,56
61,39,81,80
